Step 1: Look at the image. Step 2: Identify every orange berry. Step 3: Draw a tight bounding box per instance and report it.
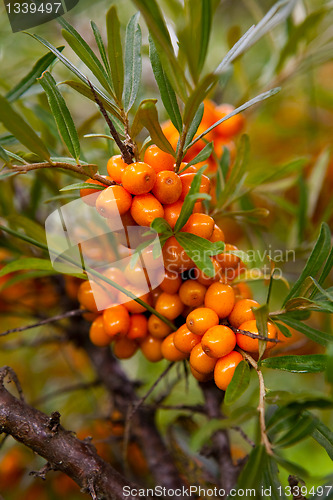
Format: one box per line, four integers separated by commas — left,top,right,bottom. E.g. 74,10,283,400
155,292,184,320
121,286,151,314
152,170,182,204
182,213,214,239
89,316,111,347
190,343,217,374
161,333,188,361
128,314,148,341
113,337,138,359
162,236,193,273
103,267,128,289
107,155,128,183
80,305,99,322
214,351,243,391
215,104,245,138
78,280,114,313
228,299,260,328
204,282,235,318
103,305,130,338
195,258,223,286
163,201,183,229
216,244,241,269
232,282,253,300
160,270,182,294
124,262,150,288
190,365,213,382
236,320,277,353
80,179,105,206
179,172,210,201
131,194,164,226
173,324,201,354
147,314,172,338
210,224,225,243
78,280,98,312
186,307,219,336
140,335,163,362
121,162,156,195
201,325,236,358
144,145,175,173
96,185,132,218
178,280,206,307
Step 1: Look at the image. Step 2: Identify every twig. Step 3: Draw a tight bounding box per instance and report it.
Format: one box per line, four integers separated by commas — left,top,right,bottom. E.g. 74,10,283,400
288,475,307,500
0,366,24,402
29,461,54,480
232,426,256,448
0,309,87,337
238,349,273,455
88,81,133,165
229,325,281,343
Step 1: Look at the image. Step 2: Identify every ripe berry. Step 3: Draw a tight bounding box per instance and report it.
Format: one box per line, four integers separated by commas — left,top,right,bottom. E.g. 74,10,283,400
173,324,201,354
121,286,151,314
190,343,217,374
195,257,222,286
214,351,243,391
216,244,241,269
140,335,163,362
160,269,182,295
147,314,172,338
236,320,277,353
163,201,183,230
113,337,138,359
80,179,106,206
103,305,130,338
210,224,225,243
107,155,128,183
144,145,175,173
215,104,245,138
190,365,213,382
186,307,219,336
162,236,193,273
155,292,184,320
161,333,188,361
128,314,148,341
182,213,214,239
179,172,210,200
78,280,114,313
201,325,236,358
152,170,182,204
121,162,156,195
204,282,235,318
89,316,111,347
178,280,206,307
96,185,132,218
131,194,164,226
228,299,260,328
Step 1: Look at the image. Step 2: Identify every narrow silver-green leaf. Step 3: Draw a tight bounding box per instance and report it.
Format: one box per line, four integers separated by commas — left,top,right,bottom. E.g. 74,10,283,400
149,36,182,132
198,0,212,72
91,21,112,82
0,145,10,163
262,355,328,373
224,361,250,404
138,100,175,155
123,13,142,112
0,95,50,161
6,48,64,102
106,5,124,104
0,258,54,278
39,72,80,161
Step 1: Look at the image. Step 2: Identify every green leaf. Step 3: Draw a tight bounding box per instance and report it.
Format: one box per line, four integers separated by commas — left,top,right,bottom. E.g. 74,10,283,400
265,391,333,410
262,355,328,373
262,456,288,500
274,322,292,338
237,445,267,490
59,18,113,96
148,36,182,132
0,95,50,161
123,13,142,112
216,134,250,209
310,414,333,460
28,34,119,116
6,48,64,102
318,246,333,287
179,142,213,173
138,100,175,155
184,103,204,148
60,182,106,192
175,232,224,277
274,453,309,479
275,414,315,448
215,146,230,200
106,6,124,103
224,361,250,405
174,165,207,232
7,215,47,245
0,145,10,163
307,147,330,219
39,72,80,161
274,315,332,346
131,0,188,100
183,73,218,127
197,0,212,72
60,80,122,122
90,21,112,82
130,98,156,138
150,217,173,235
283,223,332,305
253,304,269,360
185,89,280,152
0,258,53,278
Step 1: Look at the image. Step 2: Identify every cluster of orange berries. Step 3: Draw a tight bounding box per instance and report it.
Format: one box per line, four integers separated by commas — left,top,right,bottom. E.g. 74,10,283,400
76,104,279,392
